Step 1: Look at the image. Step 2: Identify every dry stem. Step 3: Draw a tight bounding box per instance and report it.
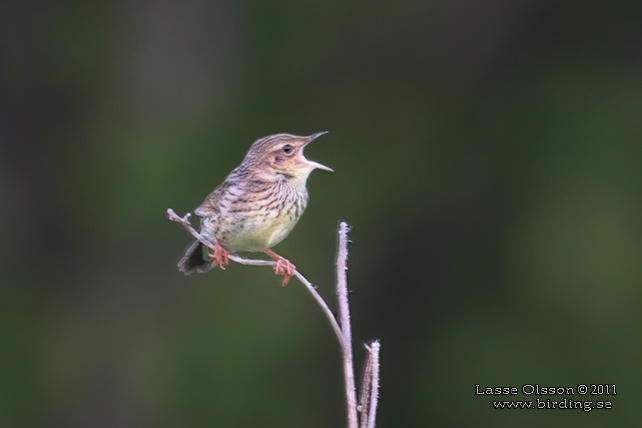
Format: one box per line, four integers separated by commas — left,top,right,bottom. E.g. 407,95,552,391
336,222,358,428
359,340,381,428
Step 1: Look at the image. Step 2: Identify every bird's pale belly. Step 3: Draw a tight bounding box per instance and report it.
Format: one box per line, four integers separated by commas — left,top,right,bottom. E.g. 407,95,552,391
219,209,300,253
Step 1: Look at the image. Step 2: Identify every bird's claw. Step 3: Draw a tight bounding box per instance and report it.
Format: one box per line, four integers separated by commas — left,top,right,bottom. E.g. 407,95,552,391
274,257,296,285
263,249,296,285
208,241,229,270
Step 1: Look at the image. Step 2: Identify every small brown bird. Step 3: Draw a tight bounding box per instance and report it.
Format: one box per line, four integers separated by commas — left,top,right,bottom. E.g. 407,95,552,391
178,132,332,283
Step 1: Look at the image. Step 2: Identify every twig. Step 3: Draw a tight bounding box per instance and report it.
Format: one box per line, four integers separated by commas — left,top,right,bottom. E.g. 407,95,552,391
167,208,343,342
336,222,358,428
230,254,343,342
359,340,381,428
167,209,219,253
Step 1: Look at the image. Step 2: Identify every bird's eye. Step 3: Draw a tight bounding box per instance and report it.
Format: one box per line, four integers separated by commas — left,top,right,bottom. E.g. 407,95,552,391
282,144,293,154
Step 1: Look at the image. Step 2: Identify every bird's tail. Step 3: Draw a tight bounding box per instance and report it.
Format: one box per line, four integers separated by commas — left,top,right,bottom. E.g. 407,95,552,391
178,240,212,275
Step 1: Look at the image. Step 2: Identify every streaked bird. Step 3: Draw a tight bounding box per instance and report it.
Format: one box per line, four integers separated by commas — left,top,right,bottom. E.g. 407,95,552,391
178,132,332,284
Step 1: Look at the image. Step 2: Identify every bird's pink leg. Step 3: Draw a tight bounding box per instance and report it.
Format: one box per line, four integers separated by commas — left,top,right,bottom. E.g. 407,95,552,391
264,249,296,285
208,240,229,269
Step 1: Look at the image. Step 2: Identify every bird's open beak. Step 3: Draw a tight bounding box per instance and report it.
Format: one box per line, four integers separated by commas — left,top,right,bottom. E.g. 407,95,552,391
302,131,333,172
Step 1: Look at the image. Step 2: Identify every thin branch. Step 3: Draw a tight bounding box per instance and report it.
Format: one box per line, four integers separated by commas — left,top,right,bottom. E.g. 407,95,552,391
167,208,343,342
359,340,381,428
167,209,218,252
336,222,358,428
230,254,343,342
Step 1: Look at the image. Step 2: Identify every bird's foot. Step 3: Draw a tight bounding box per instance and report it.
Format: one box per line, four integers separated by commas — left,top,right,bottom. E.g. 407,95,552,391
264,249,296,285
275,258,296,285
208,241,229,270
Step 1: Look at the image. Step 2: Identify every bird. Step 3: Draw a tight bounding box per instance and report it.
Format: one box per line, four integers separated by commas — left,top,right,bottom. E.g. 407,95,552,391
177,132,332,284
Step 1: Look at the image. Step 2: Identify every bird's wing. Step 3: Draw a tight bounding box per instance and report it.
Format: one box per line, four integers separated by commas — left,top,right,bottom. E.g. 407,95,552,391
194,184,226,217
195,167,246,217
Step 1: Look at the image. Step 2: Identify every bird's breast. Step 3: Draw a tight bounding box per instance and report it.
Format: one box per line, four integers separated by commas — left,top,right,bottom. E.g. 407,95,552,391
215,181,308,252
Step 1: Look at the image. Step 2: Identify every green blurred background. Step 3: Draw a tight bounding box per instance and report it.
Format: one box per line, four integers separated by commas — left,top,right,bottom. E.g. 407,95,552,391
2,0,641,426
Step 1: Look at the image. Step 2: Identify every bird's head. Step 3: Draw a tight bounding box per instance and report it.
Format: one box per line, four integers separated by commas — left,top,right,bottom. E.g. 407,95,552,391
245,132,333,180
